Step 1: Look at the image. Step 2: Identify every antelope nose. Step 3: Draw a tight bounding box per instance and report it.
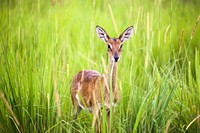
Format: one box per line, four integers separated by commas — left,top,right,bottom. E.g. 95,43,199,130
114,56,119,62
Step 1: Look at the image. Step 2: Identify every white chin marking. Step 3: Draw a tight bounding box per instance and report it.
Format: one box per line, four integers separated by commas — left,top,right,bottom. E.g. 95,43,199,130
112,58,115,62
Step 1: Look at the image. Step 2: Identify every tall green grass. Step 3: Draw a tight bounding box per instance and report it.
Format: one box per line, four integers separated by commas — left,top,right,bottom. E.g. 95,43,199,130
0,0,200,132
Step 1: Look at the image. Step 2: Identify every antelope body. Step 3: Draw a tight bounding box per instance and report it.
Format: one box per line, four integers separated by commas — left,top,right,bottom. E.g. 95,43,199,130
71,25,134,132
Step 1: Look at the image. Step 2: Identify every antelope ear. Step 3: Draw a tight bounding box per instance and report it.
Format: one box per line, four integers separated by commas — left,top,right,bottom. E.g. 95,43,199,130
96,26,110,43
119,26,134,43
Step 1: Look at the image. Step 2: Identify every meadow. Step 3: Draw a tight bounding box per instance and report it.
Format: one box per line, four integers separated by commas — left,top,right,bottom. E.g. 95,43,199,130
0,0,200,132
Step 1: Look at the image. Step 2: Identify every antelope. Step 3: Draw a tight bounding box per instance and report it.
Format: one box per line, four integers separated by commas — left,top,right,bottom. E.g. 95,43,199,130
71,25,134,132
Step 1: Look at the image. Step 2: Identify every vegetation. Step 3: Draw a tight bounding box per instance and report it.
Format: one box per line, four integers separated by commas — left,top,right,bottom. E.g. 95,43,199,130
0,0,200,132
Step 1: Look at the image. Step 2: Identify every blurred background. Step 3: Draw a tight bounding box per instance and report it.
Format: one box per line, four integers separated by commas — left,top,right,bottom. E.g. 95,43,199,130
0,0,200,132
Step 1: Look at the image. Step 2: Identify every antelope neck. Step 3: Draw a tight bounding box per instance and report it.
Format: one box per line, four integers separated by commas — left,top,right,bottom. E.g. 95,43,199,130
108,61,117,91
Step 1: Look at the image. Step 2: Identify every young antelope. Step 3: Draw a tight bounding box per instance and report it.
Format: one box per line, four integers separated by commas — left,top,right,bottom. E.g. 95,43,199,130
71,25,134,132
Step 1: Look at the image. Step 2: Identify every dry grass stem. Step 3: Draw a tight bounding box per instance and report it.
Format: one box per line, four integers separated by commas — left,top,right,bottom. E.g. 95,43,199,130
198,110,200,127
145,46,149,69
147,12,150,40
164,25,171,43
52,62,61,118
103,75,110,94
186,115,200,130
164,120,171,133
101,56,108,77
0,91,23,133
179,29,184,54
108,4,118,34
52,0,55,6
191,15,200,40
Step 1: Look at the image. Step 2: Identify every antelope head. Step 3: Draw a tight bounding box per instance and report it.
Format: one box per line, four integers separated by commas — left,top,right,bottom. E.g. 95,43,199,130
96,26,134,63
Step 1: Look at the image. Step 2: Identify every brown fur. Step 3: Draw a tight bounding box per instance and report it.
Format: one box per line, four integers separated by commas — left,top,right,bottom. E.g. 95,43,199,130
71,70,111,110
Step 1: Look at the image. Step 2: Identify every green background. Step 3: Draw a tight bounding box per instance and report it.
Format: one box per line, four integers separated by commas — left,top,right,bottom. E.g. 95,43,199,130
0,0,200,132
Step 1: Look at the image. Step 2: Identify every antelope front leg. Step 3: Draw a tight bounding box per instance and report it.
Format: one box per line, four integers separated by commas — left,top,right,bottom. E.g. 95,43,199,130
106,110,110,132
92,108,101,133
73,105,82,119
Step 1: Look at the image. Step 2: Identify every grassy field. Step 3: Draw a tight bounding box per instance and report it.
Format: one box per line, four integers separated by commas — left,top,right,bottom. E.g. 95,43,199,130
0,0,200,132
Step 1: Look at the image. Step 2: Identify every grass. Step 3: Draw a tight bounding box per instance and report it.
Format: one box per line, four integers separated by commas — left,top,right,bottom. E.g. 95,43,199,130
0,0,200,132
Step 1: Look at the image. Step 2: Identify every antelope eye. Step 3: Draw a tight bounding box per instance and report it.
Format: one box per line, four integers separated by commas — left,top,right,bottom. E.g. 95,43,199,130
108,44,112,49
120,44,123,49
